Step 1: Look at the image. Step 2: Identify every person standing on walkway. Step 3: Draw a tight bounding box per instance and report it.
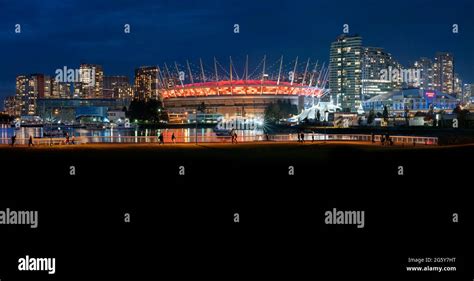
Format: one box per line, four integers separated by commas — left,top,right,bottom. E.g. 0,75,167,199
28,136,34,147
385,133,390,146
229,129,235,144
171,132,176,144
11,135,16,147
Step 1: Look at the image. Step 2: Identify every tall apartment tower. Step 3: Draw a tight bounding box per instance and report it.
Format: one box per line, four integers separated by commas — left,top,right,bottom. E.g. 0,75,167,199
413,57,434,90
79,64,104,98
329,34,363,112
361,47,402,100
433,52,454,94
16,74,50,115
103,76,133,99
134,66,159,100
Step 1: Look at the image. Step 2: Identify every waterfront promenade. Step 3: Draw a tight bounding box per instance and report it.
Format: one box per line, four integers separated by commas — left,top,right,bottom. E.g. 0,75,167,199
0,133,439,146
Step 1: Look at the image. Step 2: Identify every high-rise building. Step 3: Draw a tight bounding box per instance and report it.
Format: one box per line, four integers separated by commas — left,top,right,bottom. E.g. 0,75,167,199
329,34,362,112
361,47,400,100
4,96,21,117
454,73,463,99
413,57,434,90
103,76,133,99
51,80,71,98
79,64,104,98
134,66,159,100
72,82,86,98
16,74,51,115
16,75,29,115
462,84,473,103
433,52,454,94
32,74,47,99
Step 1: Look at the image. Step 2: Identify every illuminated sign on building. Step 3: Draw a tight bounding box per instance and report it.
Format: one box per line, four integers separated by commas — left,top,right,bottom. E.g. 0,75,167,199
425,91,436,98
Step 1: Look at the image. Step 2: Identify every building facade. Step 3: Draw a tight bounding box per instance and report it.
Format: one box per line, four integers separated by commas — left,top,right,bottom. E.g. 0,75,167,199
361,47,401,100
454,73,463,100
463,83,474,103
103,76,133,99
36,98,129,124
433,52,454,94
79,64,104,99
363,88,457,113
329,34,363,112
134,66,159,100
4,96,21,117
51,80,71,99
413,57,434,90
16,74,52,116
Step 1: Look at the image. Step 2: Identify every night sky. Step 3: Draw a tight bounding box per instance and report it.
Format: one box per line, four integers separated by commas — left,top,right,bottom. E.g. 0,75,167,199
1,0,473,104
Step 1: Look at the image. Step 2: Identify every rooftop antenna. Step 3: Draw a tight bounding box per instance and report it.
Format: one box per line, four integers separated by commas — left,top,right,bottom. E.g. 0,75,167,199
291,56,298,86
164,63,172,87
155,65,161,100
158,66,166,89
276,55,284,95
260,55,266,95
277,55,283,85
186,59,197,96
199,58,206,83
230,56,233,95
186,60,194,84
174,62,184,88
314,62,326,104
302,58,310,85
308,60,319,87
245,55,249,82
316,62,325,88
156,66,163,89
214,57,220,95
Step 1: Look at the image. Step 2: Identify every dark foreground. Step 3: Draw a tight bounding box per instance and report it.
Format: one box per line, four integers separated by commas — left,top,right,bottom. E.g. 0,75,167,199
1,142,473,280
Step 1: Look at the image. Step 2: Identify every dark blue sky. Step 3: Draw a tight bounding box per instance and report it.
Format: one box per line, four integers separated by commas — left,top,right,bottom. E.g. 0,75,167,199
1,0,473,102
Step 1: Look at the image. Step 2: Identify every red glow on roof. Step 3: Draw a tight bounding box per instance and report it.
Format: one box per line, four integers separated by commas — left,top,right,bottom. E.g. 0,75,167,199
176,79,307,88
160,79,323,99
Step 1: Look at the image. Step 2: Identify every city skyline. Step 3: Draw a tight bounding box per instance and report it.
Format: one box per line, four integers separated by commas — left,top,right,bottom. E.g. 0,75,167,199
1,0,474,103
2,38,470,114
0,3,473,281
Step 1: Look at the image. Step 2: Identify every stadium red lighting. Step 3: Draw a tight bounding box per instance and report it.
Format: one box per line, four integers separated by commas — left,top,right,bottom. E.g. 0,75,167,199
161,80,322,99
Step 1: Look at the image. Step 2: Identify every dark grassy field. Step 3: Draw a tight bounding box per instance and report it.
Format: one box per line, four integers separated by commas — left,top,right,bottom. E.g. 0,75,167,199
1,141,472,197
1,142,472,280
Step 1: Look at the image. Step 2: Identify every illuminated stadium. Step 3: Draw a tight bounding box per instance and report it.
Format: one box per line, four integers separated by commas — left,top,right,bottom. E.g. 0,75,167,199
157,56,330,121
